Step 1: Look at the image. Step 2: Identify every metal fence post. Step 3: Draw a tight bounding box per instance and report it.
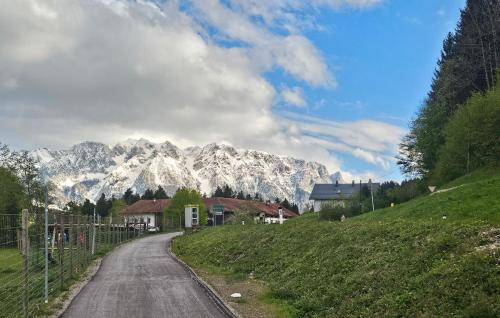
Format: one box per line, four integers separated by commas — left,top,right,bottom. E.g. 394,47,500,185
76,215,80,271
21,209,29,318
69,215,73,278
59,213,64,291
44,196,48,304
91,209,96,255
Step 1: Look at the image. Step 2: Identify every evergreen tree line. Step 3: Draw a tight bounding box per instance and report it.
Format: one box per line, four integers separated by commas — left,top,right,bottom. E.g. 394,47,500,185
122,185,170,205
398,0,500,183
212,185,299,213
63,185,171,217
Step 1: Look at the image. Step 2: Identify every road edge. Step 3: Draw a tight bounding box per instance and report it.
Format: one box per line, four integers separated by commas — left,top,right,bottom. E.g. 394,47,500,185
51,257,103,318
168,239,241,318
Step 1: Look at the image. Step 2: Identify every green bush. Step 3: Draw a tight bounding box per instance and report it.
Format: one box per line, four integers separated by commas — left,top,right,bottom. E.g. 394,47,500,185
164,188,207,228
319,204,349,221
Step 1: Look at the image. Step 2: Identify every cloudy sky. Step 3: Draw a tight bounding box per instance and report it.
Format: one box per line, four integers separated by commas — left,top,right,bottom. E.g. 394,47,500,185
0,0,464,181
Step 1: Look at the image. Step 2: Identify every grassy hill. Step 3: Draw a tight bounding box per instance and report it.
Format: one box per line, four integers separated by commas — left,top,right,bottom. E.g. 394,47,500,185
173,169,500,317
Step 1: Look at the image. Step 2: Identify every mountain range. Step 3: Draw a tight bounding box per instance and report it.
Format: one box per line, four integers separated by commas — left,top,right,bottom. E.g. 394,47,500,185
32,139,344,211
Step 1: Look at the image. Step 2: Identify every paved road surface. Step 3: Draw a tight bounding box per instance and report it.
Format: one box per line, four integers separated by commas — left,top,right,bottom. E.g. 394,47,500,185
63,233,226,318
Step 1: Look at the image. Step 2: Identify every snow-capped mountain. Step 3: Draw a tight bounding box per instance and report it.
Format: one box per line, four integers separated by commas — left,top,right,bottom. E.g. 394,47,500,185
32,139,341,211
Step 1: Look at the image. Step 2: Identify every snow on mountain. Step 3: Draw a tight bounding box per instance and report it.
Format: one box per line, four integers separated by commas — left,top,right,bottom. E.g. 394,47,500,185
32,139,338,211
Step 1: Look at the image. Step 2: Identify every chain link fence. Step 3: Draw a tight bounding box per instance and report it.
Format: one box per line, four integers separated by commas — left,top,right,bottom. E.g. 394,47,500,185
0,210,146,317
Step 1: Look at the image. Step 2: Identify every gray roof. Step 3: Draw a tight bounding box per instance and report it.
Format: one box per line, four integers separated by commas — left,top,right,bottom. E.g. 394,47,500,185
309,182,380,200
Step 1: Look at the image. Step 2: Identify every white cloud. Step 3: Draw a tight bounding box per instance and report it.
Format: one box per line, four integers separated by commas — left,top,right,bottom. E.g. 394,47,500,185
0,0,398,181
190,0,332,86
282,86,306,107
279,112,405,171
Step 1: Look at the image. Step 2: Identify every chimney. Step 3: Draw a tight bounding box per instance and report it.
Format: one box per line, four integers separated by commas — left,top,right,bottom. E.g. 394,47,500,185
153,198,156,203
335,180,339,187
352,180,355,187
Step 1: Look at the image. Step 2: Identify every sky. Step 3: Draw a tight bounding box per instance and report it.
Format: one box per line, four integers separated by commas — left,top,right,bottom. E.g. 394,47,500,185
0,0,465,182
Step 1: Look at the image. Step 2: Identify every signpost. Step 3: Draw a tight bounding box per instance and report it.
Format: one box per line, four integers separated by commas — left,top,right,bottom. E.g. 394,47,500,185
211,204,224,227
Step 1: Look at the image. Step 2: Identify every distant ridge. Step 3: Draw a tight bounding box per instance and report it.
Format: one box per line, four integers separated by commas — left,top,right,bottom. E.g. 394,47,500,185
32,139,337,211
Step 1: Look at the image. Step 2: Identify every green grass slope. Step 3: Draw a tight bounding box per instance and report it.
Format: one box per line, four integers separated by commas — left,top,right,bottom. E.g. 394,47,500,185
173,170,500,317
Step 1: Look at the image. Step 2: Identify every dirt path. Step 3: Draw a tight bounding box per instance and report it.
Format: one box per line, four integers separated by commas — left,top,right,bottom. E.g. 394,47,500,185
62,233,226,318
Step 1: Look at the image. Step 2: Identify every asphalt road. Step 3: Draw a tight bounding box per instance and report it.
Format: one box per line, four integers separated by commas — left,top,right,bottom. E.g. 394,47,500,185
62,233,226,318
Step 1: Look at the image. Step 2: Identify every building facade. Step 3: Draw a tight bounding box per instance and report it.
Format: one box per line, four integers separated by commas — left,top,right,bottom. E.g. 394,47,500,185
309,180,380,212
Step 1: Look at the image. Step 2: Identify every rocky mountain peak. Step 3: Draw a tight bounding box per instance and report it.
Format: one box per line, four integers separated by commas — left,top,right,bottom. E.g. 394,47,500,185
33,139,337,211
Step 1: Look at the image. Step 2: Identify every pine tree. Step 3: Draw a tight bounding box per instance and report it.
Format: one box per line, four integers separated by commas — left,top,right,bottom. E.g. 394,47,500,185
213,186,224,197
131,194,140,203
281,198,291,209
154,185,168,199
123,188,134,205
81,199,95,216
245,194,252,200
141,188,154,200
96,193,110,217
398,0,500,177
223,185,233,198
236,190,245,200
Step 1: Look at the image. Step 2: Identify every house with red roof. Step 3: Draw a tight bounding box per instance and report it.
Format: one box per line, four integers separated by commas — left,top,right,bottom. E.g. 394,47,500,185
120,197,298,229
121,199,171,231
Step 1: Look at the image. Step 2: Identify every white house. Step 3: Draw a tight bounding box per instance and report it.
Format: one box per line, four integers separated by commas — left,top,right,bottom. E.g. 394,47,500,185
121,199,170,230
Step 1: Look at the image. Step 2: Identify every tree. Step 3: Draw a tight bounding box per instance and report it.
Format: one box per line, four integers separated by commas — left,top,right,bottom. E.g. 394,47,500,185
123,188,134,205
0,167,23,214
433,80,500,183
81,199,95,216
154,185,169,199
12,151,42,213
95,193,111,217
131,193,140,204
164,188,207,227
109,198,127,218
274,197,281,204
213,186,224,197
281,198,291,210
223,185,233,198
254,192,260,201
291,203,299,214
398,0,500,178
65,201,81,214
236,190,245,200
141,188,154,200
245,194,252,200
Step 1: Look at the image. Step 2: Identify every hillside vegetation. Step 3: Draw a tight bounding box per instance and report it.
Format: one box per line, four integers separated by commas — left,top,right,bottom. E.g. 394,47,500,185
173,169,500,317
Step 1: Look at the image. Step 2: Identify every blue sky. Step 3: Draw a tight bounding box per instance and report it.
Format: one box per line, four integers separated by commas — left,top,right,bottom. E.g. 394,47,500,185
260,0,466,180
0,0,466,182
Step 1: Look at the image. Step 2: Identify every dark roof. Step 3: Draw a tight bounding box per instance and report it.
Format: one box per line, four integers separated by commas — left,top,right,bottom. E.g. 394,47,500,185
309,182,380,200
121,199,171,214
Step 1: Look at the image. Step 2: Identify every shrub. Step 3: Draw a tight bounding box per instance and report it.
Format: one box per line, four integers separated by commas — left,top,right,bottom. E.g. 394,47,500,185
319,203,351,221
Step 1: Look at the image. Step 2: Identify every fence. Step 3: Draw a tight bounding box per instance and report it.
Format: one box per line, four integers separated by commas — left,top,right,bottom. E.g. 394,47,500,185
0,210,145,317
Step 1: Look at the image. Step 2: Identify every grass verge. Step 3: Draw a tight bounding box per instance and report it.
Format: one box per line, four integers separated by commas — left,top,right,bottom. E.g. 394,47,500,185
173,169,500,317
